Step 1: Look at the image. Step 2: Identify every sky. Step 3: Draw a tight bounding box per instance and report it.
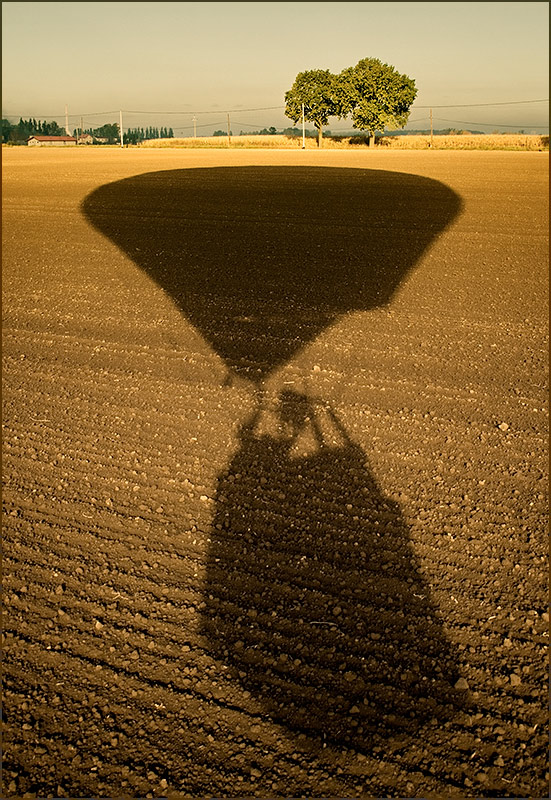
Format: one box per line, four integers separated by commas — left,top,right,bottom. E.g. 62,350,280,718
2,1,549,134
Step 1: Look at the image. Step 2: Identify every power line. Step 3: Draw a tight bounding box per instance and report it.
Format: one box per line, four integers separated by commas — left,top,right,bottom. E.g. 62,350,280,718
124,99,549,116
2,111,120,124
434,116,549,128
233,120,282,129
171,121,226,132
72,110,119,117
4,98,548,136
413,99,548,109
122,105,285,115
3,98,548,121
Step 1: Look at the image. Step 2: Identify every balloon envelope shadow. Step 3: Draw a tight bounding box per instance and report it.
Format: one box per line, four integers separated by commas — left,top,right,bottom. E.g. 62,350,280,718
82,166,461,384
203,393,465,748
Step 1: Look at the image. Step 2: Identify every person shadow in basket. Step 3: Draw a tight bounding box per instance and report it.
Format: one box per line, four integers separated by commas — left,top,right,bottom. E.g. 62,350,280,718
200,389,464,750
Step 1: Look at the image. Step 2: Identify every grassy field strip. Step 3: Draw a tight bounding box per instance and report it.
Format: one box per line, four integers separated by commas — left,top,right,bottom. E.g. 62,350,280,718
136,133,549,151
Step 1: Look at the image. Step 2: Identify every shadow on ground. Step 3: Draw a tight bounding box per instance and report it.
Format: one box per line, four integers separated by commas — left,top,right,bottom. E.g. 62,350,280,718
82,166,461,384
202,391,465,748
82,166,464,749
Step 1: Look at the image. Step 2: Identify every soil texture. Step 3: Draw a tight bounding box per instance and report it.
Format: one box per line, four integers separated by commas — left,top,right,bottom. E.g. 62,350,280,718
2,148,549,798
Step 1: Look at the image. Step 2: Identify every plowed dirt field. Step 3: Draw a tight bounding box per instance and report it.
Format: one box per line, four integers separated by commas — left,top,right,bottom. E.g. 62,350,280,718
2,147,549,799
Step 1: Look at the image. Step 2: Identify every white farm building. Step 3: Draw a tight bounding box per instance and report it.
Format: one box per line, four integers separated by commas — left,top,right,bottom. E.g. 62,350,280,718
27,135,77,146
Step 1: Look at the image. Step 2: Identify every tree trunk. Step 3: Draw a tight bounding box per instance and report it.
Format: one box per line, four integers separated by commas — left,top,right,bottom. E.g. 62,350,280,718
368,131,375,148
317,124,323,148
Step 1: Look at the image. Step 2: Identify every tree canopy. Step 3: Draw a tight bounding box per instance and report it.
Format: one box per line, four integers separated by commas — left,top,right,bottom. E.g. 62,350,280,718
284,58,416,146
284,69,339,147
337,58,417,136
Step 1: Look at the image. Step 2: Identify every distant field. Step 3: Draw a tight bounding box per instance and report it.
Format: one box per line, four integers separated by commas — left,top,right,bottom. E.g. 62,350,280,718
139,134,339,149
375,133,549,150
138,132,549,150
3,133,547,151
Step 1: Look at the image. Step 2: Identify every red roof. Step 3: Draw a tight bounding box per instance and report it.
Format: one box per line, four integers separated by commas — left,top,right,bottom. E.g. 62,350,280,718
27,135,77,142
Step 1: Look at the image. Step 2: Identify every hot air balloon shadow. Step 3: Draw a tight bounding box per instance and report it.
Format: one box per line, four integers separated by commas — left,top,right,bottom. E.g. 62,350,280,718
82,166,465,748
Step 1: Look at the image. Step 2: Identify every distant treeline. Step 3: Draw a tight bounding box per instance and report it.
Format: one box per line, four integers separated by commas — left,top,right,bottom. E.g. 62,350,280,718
385,128,486,136
2,117,67,142
76,125,174,144
3,118,537,145
152,124,527,143
120,126,174,144
1,118,175,144
76,124,119,143
229,127,325,138
234,126,531,137
229,126,493,138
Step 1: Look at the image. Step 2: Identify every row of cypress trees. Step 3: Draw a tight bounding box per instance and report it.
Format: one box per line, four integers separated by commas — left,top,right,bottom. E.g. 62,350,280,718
123,127,174,144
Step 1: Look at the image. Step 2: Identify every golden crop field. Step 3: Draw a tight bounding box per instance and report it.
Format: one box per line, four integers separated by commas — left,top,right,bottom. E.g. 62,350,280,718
375,133,549,150
138,133,549,150
139,134,345,149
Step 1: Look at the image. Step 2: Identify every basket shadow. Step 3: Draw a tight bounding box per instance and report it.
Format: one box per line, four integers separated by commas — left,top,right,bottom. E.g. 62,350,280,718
202,392,465,748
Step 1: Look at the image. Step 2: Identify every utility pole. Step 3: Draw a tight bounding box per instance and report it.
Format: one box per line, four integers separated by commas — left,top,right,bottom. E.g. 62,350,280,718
193,116,197,138
430,108,433,148
79,116,83,144
227,113,231,146
65,105,70,136
301,103,306,149
119,110,124,147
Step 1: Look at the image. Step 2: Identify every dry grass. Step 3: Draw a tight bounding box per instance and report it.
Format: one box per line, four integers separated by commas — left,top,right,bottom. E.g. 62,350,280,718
139,134,348,149
4,133,548,152
375,133,549,151
138,133,549,151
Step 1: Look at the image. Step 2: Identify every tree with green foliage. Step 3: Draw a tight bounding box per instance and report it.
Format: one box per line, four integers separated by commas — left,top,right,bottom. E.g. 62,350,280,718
285,58,416,148
336,58,416,145
123,127,141,145
41,119,66,136
282,126,317,139
285,69,339,147
1,119,14,142
91,123,119,143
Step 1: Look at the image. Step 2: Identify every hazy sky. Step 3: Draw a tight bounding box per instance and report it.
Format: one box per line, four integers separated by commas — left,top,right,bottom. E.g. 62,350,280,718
2,1,549,133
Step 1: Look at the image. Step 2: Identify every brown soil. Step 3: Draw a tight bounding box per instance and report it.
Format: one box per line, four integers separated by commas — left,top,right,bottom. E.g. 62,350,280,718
2,148,549,798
